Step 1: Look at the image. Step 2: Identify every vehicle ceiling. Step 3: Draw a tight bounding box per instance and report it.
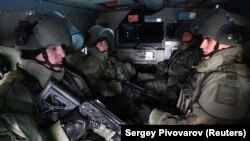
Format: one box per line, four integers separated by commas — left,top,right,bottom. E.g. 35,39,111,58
44,0,249,14
0,0,249,48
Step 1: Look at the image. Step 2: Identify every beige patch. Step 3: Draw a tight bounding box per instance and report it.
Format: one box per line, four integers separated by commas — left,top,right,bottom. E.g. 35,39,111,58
215,85,239,106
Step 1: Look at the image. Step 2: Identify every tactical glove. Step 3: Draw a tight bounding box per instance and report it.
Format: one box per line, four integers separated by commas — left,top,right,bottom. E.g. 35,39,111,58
149,108,178,125
62,112,91,141
132,104,151,124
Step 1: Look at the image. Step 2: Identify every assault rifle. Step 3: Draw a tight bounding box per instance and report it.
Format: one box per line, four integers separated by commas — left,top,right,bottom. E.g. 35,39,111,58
122,81,161,105
36,78,124,141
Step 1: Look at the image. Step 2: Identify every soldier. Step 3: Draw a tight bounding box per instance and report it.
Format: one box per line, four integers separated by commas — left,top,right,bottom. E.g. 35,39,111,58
135,22,202,109
67,25,136,98
167,21,202,85
0,14,104,141
66,25,152,123
148,8,250,125
65,23,202,123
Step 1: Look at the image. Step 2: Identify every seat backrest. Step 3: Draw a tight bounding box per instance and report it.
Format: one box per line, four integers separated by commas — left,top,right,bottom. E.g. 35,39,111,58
242,40,250,66
0,46,21,72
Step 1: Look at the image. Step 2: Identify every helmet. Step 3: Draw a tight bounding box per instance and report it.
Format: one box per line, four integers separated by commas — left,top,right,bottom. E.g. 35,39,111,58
51,12,84,50
14,13,72,50
191,8,249,47
175,21,193,40
87,25,114,47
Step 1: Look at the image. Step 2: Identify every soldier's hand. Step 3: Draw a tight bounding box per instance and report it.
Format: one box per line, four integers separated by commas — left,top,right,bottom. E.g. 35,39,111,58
149,108,178,125
62,112,91,141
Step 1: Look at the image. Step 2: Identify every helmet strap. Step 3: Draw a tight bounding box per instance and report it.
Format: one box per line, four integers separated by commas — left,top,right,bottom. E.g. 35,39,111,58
203,42,220,58
36,49,63,71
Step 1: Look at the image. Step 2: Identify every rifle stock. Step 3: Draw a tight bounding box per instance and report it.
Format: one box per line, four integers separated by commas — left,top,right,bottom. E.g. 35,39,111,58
37,78,124,141
37,79,80,111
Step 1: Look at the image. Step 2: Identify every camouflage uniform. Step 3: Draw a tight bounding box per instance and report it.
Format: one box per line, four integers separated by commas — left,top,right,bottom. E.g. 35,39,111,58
66,25,136,98
137,22,202,98
0,60,85,140
0,14,91,141
167,35,202,85
149,8,250,125
150,47,250,124
66,25,151,124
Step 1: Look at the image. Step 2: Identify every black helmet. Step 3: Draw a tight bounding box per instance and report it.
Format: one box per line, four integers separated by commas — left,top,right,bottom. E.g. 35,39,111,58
175,21,193,40
87,25,114,47
14,13,72,50
191,8,249,47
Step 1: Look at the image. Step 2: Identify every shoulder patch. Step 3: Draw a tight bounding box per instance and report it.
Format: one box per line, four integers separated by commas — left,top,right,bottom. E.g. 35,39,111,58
215,85,239,106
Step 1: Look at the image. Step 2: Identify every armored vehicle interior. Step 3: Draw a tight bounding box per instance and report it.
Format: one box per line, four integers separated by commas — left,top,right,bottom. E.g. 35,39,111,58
0,0,249,67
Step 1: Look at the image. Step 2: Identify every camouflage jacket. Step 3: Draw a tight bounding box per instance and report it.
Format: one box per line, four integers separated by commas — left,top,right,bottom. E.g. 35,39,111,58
150,47,250,125
0,59,88,140
66,48,136,97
